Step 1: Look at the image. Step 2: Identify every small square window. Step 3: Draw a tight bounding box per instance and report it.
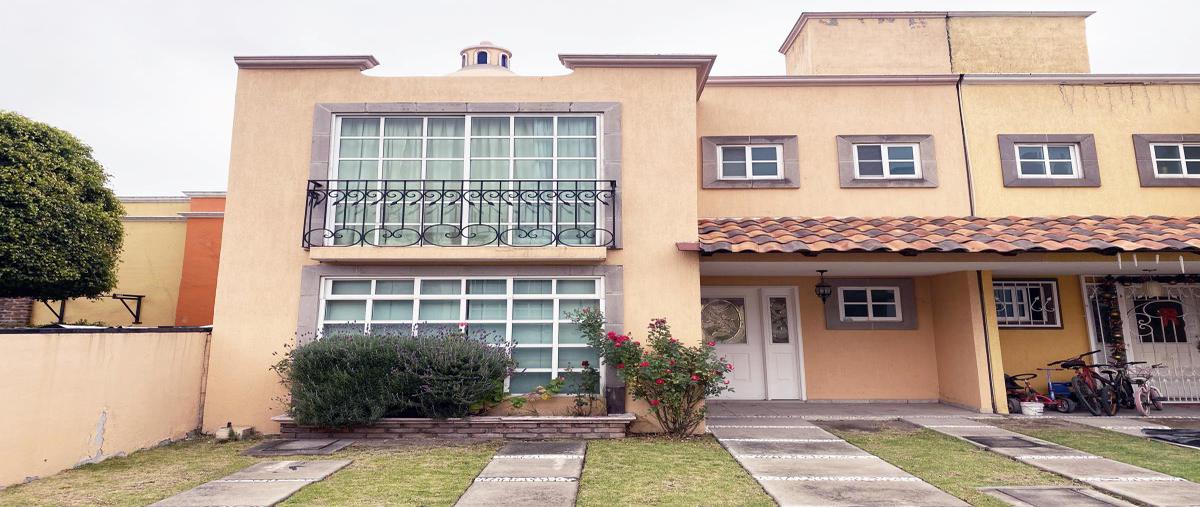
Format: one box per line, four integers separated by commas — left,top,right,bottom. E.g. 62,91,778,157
718,144,781,180
838,286,902,322
853,143,921,180
1014,144,1080,178
994,280,1061,328
1150,143,1200,179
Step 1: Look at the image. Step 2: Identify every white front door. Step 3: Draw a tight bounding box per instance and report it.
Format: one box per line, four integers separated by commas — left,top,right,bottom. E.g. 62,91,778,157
1119,284,1200,402
701,287,804,400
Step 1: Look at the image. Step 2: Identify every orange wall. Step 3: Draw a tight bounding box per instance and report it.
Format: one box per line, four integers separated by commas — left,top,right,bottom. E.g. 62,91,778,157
929,271,993,411
997,275,1092,390
701,276,941,401
175,197,225,326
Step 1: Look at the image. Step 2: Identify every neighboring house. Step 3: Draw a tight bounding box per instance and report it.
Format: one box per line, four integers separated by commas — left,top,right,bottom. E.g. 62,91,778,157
22,192,226,327
202,11,1200,433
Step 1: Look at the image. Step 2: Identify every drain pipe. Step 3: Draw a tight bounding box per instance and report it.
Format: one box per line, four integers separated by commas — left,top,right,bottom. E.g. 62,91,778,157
975,271,999,414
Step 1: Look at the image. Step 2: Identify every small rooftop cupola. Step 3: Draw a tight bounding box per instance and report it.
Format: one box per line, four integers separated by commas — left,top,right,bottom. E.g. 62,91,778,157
451,41,514,76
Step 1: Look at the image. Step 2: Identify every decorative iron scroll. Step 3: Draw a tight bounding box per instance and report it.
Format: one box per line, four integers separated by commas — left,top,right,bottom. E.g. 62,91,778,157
302,179,617,248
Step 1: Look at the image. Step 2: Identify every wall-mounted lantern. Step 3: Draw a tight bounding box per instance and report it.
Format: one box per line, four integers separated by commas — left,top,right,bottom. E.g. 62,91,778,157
814,270,833,304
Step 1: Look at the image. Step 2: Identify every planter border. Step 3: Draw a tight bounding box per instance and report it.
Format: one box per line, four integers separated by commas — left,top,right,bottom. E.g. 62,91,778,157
273,413,636,440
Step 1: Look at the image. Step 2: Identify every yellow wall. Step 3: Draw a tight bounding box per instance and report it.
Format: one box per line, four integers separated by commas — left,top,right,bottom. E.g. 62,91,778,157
948,17,1090,73
701,276,941,402
962,83,1200,216
697,84,972,217
30,200,188,327
929,271,993,411
206,66,704,433
997,275,1093,390
0,331,209,487
784,16,951,75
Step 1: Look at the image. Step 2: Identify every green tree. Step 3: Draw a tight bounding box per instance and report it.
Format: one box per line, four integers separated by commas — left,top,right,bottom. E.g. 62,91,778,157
0,111,123,300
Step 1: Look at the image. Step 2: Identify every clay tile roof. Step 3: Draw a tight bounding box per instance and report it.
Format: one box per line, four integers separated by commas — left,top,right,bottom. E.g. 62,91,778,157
696,216,1200,254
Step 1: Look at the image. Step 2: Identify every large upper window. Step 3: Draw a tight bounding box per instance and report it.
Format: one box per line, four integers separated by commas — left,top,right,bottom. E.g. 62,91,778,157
319,276,602,393
853,143,921,179
994,280,1061,328
329,115,605,247
718,144,782,180
1015,144,1080,178
1150,144,1200,178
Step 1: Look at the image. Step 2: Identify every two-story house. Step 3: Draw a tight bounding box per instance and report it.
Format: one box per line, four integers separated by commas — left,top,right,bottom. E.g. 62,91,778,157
202,11,1200,433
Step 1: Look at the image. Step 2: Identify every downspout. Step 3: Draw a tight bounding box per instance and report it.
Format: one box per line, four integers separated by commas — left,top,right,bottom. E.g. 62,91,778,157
196,330,213,434
975,271,999,414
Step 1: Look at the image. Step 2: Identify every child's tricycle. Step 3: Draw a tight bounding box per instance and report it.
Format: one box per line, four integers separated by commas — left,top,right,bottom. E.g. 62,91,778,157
1005,371,1077,414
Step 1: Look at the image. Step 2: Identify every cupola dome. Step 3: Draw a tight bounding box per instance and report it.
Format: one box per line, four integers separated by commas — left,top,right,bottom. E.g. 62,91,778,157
450,41,514,76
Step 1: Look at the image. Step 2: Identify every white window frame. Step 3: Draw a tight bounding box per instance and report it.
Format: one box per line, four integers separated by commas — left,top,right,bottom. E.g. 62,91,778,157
837,286,903,322
1014,143,1081,179
317,276,604,394
1149,143,1200,179
994,280,1061,328
716,144,783,180
852,143,922,180
328,114,604,247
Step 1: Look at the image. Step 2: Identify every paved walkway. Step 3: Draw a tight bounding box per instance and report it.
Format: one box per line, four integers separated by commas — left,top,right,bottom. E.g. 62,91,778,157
455,441,584,507
908,417,1200,507
707,400,985,419
708,416,968,506
151,460,351,506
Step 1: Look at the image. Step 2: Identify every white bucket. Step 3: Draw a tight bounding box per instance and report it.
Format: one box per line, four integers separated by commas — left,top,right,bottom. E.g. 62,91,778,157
1020,402,1045,416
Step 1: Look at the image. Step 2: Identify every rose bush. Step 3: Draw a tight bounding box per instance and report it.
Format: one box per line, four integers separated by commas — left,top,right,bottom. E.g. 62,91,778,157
571,307,733,436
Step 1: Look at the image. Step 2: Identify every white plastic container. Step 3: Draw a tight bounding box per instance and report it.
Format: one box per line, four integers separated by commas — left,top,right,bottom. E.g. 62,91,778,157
1020,401,1045,416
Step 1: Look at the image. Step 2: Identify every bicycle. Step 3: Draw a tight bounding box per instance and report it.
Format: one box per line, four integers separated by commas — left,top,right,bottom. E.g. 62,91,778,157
1005,372,1076,414
1128,363,1167,416
1048,350,1117,416
1102,360,1144,411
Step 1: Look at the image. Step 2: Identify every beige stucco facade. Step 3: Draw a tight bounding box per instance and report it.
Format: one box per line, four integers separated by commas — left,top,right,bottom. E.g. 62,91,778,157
198,10,1200,433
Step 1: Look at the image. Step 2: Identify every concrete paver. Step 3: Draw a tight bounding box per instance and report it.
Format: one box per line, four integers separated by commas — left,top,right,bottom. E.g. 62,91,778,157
908,417,1200,507
734,455,910,478
150,460,352,507
981,486,1138,507
757,478,968,507
720,439,871,456
456,441,583,507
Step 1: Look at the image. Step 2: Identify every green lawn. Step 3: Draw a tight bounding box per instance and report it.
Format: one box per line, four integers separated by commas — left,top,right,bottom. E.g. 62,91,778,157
995,419,1200,482
821,421,1075,507
0,438,499,507
578,436,773,507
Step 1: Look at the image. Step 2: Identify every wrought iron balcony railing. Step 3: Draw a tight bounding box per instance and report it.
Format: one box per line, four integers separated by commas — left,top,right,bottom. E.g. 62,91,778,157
303,179,618,248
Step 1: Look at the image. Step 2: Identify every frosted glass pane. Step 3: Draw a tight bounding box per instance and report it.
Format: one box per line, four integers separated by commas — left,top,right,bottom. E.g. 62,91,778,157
557,117,596,136
467,300,506,320
375,280,414,295
513,300,553,320
339,139,378,158
471,117,509,136
470,160,509,179
512,323,552,344
421,280,461,295
372,300,412,321
557,138,595,157
559,299,599,318
513,348,551,368
427,139,464,158
515,117,552,136
336,160,378,180
471,138,509,157
558,347,599,369
557,160,596,179
341,118,379,137
509,372,551,394
514,280,552,294
514,138,552,158
467,279,507,294
330,280,371,295
514,160,552,179
425,161,464,179
325,300,365,321
382,161,420,179
557,280,596,295
428,118,464,137
418,300,460,320
383,118,421,137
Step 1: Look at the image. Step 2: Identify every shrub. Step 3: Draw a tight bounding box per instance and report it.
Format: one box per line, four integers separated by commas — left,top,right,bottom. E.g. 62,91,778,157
571,308,733,436
273,328,515,427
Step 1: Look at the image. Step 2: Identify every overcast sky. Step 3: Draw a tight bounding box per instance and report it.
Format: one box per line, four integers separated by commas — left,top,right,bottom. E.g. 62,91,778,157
3,0,1197,195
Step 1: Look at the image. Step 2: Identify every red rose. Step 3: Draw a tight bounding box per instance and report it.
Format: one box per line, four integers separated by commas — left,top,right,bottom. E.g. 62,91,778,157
639,361,650,367
616,363,625,369
723,380,730,384
633,341,641,346
669,338,678,343
581,360,590,368
655,378,665,385
669,359,676,366
607,331,617,339
665,369,672,374
650,399,661,406
691,374,701,381
707,341,716,347
726,364,734,371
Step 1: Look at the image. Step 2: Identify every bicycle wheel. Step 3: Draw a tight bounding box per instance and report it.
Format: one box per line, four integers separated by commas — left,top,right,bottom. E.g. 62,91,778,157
1149,386,1165,411
1134,388,1149,416
1119,379,1137,409
1097,384,1118,416
1072,377,1102,416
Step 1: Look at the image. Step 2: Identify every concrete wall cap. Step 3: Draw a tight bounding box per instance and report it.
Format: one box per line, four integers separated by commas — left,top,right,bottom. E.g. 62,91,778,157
558,54,716,98
233,55,379,71
963,73,1200,85
706,74,960,87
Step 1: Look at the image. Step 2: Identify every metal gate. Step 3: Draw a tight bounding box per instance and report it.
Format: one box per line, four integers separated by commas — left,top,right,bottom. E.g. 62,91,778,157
1085,277,1200,402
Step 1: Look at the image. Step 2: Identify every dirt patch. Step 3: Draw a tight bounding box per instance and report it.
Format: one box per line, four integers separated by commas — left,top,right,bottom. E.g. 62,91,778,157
814,419,920,433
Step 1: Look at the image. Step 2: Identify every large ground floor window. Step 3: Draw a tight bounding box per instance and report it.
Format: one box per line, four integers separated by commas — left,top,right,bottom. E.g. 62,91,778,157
318,276,602,393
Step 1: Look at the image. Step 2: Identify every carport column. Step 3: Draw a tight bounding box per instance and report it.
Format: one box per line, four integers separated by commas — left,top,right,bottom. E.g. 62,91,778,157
978,271,1009,414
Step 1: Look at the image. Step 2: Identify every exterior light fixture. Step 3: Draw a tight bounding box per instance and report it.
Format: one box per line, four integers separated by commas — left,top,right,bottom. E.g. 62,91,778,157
814,270,833,304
